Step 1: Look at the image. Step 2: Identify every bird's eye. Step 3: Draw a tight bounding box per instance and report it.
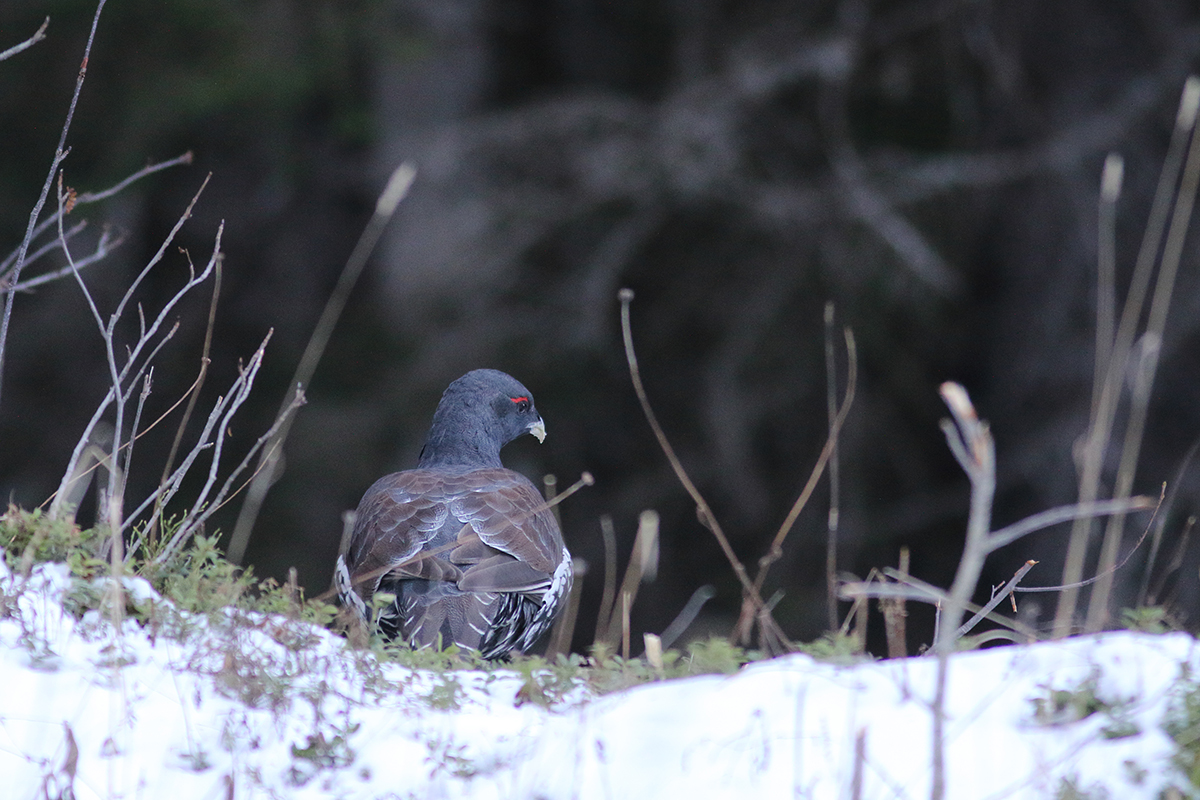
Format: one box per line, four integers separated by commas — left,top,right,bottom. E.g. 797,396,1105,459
510,396,531,413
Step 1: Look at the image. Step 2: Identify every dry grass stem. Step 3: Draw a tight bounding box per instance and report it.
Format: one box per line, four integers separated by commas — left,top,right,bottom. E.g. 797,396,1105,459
599,510,659,648
543,473,561,529
1094,152,1122,401
658,584,716,649
594,515,618,647
1056,76,1200,636
643,633,664,673
1085,80,1200,631
228,163,416,564
621,591,631,659
824,301,842,632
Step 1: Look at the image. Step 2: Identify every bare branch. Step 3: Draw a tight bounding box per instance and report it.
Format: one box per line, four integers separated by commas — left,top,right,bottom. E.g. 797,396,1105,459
1016,484,1164,594
48,199,219,521
987,497,1155,552
153,334,295,563
955,560,1038,639
0,152,192,284
147,261,220,548
0,17,48,62
0,0,109,411
934,382,996,653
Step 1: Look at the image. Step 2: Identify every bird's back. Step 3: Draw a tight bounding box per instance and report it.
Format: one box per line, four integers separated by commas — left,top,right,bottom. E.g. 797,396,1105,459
337,467,571,658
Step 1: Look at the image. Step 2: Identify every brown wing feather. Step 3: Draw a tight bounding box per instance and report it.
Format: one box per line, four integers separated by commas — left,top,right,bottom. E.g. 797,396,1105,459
343,467,565,614
448,472,563,574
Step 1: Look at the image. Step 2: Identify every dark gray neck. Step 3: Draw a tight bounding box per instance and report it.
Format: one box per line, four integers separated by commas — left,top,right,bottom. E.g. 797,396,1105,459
417,436,503,469
417,406,504,469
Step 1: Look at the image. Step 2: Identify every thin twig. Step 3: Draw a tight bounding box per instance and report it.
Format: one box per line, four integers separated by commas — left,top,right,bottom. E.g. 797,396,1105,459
617,288,788,650
122,371,153,489
986,497,1155,552
123,334,286,548
744,327,856,603
173,336,274,538
1139,437,1200,605
155,367,305,564
955,560,1038,639
57,171,129,530
0,152,192,282
48,184,217,521
148,258,221,547
1015,484,1164,594
841,569,1041,641
0,17,48,62
0,0,108,411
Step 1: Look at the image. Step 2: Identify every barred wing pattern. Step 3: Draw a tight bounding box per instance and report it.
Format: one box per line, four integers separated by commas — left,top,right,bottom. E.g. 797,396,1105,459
337,468,571,659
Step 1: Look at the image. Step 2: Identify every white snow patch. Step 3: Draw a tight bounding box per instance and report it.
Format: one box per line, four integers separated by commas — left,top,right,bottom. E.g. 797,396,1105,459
2,557,1197,799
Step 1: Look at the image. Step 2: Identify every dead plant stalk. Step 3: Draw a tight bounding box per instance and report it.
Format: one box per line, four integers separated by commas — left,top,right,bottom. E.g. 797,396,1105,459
618,288,792,652
0,0,107,410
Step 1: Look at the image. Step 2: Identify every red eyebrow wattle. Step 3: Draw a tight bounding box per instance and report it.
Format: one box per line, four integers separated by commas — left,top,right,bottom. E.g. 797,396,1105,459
510,396,529,403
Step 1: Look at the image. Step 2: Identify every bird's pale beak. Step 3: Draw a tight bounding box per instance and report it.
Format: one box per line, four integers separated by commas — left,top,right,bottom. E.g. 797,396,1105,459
528,417,547,443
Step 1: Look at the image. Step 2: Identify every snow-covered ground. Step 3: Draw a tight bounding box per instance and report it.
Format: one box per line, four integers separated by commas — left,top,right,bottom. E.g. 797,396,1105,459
3,556,1197,800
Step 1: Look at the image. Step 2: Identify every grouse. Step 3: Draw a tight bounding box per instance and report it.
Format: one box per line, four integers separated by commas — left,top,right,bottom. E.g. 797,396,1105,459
335,369,572,659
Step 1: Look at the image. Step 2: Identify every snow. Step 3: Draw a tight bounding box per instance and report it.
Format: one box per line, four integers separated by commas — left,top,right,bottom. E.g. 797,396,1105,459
2,555,1197,800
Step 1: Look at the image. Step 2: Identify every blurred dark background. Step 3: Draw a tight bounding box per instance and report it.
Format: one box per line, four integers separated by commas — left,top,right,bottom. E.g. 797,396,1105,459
3,0,1200,655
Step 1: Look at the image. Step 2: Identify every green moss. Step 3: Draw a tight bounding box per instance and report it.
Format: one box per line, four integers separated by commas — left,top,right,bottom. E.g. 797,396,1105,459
1,506,105,577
